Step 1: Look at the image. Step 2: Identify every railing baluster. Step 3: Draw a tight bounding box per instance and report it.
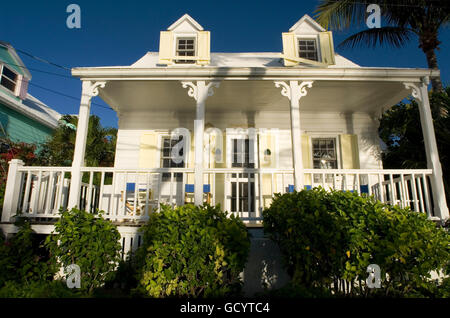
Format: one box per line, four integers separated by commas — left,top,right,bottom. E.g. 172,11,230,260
410,173,419,212
86,171,94,214
157,172,162,212
169,172,174,207
355,172,360,194
422,173,431,217
212,172,216,206
389,174,395,205
31,170,42,215
247,172,251,215
98,171,105,213
417,175,425,213
378,174,385,203
44,172,55,215
258,171,263,215
22,171,32,214
145,172,150,217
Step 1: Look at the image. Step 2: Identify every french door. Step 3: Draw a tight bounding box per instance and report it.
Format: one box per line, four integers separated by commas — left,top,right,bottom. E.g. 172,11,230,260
227,137,256,216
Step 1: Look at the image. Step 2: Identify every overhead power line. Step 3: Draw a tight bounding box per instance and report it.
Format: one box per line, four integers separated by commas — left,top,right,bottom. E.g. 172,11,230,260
3,61,74,80
14,47,71,70
28,82,114,111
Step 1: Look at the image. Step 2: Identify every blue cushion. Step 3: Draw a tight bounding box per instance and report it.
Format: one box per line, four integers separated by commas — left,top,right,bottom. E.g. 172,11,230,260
360,185,369,194
288,184,295,193
305,185,312,190
126,183,135,192
185,184,211,193
185,184,194,193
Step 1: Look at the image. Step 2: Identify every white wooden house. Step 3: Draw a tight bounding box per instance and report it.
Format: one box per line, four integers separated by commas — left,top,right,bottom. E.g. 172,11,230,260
1,14,448,268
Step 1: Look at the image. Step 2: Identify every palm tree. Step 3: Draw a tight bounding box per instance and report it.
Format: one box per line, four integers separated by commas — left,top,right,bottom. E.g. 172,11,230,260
315,0,450,116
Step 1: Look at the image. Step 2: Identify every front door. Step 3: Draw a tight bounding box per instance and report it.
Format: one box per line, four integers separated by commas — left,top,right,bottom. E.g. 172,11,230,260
228,137,256,217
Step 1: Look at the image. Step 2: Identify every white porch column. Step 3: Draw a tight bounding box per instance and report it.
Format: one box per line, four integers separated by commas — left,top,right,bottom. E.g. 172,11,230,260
275,81,313,191
182,81,220,205
404,78,449,220
1,159,24,222
67,81,106,209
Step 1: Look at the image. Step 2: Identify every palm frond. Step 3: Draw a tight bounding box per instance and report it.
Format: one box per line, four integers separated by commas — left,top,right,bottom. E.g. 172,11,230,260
338,27,413,49
314,0,372,30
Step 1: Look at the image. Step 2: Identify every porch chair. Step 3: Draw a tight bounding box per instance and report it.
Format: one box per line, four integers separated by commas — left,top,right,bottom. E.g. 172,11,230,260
184,184,212,204
122,182,153,216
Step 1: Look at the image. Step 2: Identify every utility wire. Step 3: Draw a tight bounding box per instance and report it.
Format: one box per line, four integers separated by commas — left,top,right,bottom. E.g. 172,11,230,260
28,82,114,111
14,47,71,70
3,61,74,80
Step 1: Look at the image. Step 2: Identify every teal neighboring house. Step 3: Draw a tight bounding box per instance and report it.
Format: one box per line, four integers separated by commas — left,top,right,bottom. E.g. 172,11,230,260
0,41,60,146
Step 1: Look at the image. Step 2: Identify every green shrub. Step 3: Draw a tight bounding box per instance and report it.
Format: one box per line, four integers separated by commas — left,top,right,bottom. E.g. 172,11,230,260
263,188,450,297
0,280,79,298
136,204,250,298
45,208,122,294
0,218,56,288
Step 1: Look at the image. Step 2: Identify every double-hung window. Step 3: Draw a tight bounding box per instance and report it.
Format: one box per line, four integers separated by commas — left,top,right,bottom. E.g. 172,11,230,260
0,65,18,93
160,136,184,182
175,37,195,64
298,39,318,61
312,138,338,183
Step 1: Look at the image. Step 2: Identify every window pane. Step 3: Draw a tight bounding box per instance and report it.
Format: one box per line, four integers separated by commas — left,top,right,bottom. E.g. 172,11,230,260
0,77,16,92
312,138,337,172
2,67,17,82
176,37,196,64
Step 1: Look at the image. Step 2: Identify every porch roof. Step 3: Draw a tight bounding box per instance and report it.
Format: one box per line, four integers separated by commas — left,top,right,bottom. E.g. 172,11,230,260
71,64,438,117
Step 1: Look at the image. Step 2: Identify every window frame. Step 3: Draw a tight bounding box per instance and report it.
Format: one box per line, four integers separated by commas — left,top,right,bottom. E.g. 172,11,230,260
309,135,341,170
174,34,197,64
0,64,19,94
159,134,187,182
295,35,321,63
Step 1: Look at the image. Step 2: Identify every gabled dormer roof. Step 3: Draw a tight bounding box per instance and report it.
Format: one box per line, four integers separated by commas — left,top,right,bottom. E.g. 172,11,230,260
289,14,326,34
167,14,204,32
0,41,32,79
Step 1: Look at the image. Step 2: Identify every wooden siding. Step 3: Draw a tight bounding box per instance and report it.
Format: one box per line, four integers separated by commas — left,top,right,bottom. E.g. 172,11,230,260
0,102,53,145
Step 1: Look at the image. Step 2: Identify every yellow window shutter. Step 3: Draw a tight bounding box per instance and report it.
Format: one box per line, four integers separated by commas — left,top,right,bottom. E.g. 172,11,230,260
340,134,360,169
282,32,299,66
158,31,174,65
319,31,336,65
301,134,312,169
197,31,210,66
139,132,157,168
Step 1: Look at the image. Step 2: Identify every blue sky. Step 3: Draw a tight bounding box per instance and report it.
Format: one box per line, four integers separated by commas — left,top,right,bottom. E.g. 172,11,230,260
1,0,449,128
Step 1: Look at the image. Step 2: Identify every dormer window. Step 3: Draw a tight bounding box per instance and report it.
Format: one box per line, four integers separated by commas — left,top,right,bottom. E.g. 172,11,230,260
176,37,196,64
158,14,211,66
282,14,335,66
0,65,18,93
298,39,318,61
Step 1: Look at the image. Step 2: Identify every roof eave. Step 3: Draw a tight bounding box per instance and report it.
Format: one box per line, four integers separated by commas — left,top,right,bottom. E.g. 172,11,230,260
71,67,439,83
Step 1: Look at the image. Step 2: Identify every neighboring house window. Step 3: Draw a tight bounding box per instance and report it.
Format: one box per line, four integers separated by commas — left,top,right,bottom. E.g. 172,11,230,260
160,136,184,181
0,65,18,93
175,37,195,64
298,39,318,61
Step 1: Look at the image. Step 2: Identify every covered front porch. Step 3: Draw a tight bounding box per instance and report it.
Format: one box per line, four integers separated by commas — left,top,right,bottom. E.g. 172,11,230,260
1,67,448,227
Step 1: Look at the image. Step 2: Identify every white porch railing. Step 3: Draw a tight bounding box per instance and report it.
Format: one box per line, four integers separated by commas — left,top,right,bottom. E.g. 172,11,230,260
1,162,436,224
